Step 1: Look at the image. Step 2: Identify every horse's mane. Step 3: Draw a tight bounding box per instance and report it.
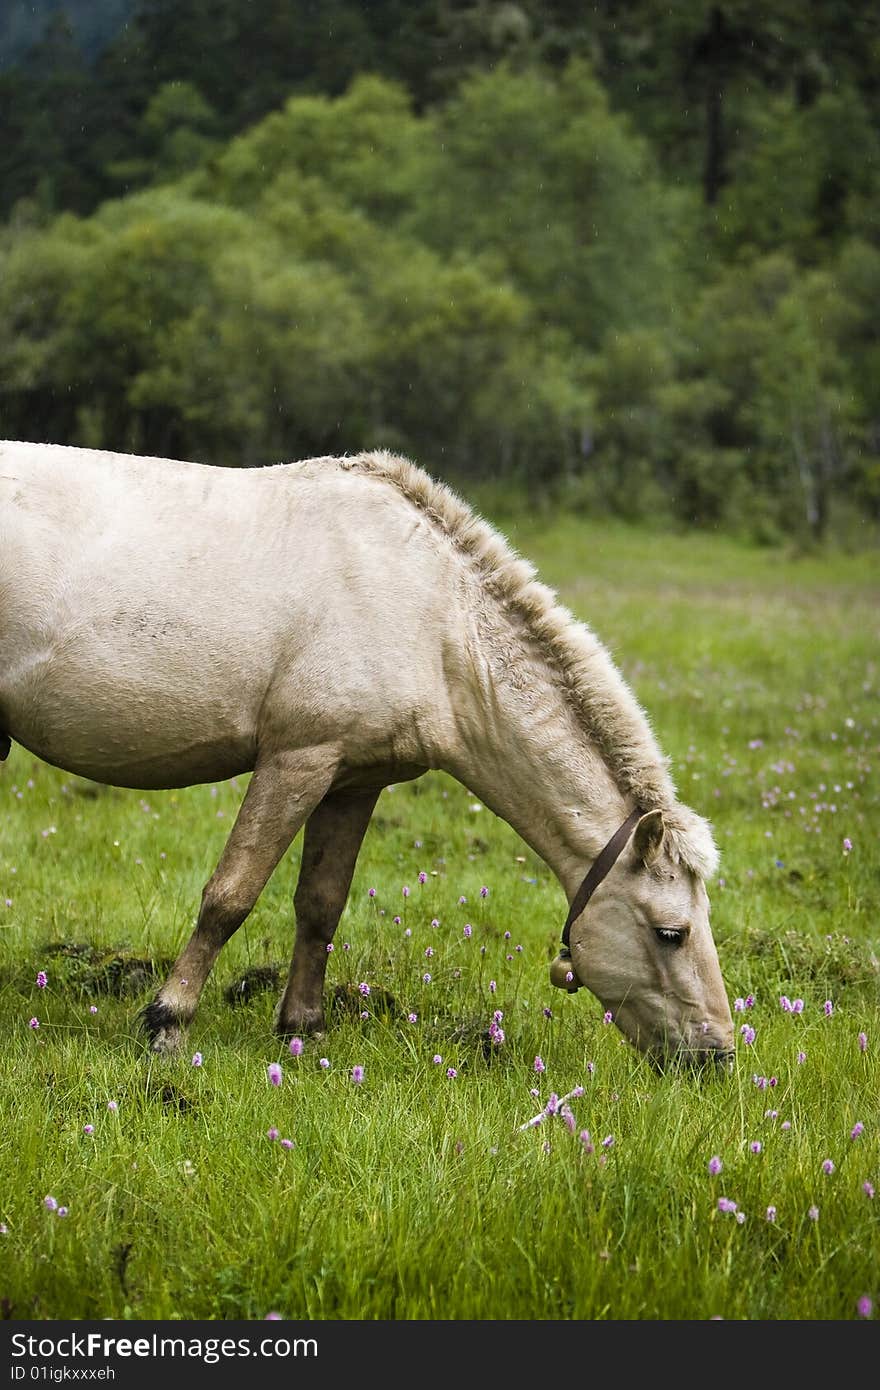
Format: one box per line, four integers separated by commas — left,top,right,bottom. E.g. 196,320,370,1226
335,450,719,879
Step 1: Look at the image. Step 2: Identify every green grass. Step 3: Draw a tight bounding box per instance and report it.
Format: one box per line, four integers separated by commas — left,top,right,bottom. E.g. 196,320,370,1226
1,516,878,1321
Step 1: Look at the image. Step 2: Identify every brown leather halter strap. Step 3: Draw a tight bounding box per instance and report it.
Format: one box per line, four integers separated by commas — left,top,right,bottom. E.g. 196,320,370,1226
560,806,646,951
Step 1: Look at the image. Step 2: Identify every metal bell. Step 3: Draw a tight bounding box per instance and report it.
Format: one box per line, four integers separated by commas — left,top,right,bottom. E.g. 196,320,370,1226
549,949,580,993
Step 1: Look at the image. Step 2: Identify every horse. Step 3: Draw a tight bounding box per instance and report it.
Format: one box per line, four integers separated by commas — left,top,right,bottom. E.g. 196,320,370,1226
0,440,735,1070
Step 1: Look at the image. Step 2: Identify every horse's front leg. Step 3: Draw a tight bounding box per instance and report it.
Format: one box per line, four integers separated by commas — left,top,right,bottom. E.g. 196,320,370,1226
276,786,380,1038
141,744,340,1054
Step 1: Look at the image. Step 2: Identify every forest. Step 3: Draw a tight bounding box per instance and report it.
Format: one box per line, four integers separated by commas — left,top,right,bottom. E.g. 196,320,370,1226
1,1,879,543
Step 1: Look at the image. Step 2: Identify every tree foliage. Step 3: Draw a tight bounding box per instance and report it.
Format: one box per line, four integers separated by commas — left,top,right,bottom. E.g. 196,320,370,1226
0,1,878,542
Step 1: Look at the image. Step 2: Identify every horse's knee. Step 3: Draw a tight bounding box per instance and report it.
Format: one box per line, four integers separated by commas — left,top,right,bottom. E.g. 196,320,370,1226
199,877,253,939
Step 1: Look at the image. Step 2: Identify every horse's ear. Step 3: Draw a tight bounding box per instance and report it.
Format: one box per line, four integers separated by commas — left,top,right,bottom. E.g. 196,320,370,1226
633,809,665,866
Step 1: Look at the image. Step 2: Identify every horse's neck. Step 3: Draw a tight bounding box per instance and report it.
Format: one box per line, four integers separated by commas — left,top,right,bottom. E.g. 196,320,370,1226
442,635,630,901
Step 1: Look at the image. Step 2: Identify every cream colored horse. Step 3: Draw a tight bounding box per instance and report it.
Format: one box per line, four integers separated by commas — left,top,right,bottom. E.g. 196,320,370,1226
0,441,734,1068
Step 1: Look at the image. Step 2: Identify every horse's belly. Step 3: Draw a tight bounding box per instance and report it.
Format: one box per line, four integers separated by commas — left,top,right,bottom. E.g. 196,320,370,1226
2,651,260,790
14,725,255,790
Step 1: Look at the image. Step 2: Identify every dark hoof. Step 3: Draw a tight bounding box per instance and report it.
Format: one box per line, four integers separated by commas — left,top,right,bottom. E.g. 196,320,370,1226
274,1005,326,1039
139,999,184,1054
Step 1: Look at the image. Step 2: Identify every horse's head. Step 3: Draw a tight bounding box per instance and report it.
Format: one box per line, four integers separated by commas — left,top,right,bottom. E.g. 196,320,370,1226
552,808,734,1071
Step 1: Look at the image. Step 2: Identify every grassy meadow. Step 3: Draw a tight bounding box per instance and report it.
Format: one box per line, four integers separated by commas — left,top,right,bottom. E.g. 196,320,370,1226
0,515,877,1322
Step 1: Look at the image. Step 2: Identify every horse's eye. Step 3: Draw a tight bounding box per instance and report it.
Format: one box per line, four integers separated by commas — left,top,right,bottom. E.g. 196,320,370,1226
655,927,686,947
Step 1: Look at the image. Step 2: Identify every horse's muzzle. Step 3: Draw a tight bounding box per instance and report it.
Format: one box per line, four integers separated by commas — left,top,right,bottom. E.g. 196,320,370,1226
649,1043,735,1075
691,1044,735,1075
704,1047,736,1073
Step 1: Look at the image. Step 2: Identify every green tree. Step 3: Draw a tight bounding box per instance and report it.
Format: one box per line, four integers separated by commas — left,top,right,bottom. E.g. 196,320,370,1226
406,59,700,353
105,80,221,189
834,239,880,520
676,252,866,541
717,85,880,262
751,272,856,540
